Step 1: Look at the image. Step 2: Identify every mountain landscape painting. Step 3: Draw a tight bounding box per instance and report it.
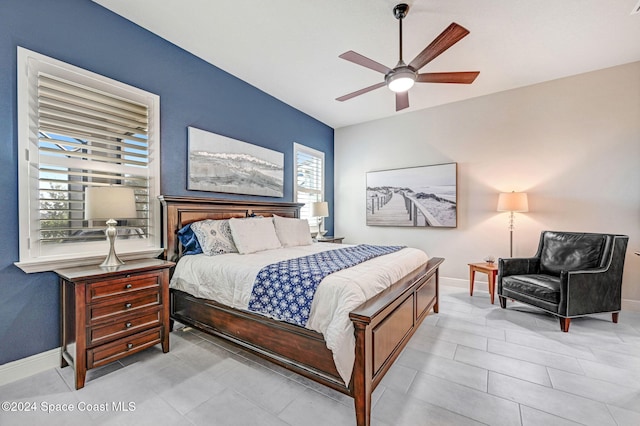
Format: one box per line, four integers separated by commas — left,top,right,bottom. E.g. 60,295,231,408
188,127,284,197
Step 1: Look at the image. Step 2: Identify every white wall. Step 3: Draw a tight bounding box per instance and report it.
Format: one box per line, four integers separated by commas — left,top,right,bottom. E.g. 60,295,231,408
335,61,640,307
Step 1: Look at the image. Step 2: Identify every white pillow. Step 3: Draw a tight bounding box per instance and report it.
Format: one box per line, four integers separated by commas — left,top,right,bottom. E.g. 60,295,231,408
273,215,313,247
190,219,238,256
228,217,282,254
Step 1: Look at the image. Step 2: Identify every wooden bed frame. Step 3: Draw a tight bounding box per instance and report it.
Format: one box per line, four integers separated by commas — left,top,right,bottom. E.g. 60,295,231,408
159,195,444,426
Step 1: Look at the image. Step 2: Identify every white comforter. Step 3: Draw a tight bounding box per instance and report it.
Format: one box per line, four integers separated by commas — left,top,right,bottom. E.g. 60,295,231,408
170,243,428,385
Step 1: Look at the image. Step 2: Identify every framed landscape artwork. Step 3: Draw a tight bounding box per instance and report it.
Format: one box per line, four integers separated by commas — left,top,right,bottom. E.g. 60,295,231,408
366,162,457,228
187,127,284,197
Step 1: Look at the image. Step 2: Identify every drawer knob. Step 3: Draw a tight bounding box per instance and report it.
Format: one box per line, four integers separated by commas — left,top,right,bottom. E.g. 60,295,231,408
127,343,133,350
125,322,132,328
125,284,132,289
125,303,133,309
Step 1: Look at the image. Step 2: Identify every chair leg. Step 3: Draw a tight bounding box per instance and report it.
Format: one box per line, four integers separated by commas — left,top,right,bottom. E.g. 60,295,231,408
612,312,619,323
559,317,571,332
499,296,507,309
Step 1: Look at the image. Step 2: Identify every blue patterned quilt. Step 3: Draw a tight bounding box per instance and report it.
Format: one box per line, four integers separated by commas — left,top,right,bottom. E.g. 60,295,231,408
248,244,404,327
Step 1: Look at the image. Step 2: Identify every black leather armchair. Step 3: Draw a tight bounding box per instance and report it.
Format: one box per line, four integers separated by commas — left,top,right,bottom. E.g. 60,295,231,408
498,231,629,332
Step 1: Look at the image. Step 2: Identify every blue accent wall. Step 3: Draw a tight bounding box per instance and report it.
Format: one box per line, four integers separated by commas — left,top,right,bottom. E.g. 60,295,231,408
0,0,334,365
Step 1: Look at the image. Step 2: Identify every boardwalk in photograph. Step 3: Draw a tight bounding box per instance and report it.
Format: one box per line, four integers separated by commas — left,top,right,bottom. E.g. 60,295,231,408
367,192,413,226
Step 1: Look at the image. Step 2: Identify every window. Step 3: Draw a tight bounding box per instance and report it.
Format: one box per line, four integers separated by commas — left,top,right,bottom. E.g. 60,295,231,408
293,143,325,231
16,47,161,273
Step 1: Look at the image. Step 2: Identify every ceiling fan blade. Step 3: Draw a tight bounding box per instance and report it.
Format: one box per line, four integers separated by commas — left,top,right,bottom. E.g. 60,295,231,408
396,91,409,111
336,82,386,102
408,23,470,71
339,51,392,74
416,71,479,84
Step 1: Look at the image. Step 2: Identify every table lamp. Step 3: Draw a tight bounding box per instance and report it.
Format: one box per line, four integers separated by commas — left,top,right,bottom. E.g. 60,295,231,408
497,191,528,257
85,186,137,267
310,201,329,237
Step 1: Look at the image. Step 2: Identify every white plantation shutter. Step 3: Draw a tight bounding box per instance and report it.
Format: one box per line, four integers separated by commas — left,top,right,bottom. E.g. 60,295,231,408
37,73,151,244
17,47,161,272
293,143,325,227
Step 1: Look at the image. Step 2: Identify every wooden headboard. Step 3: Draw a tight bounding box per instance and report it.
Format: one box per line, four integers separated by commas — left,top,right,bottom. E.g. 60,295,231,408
159,195,303,262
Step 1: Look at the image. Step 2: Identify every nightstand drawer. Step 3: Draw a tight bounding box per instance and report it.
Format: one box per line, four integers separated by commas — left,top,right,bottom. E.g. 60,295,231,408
89,289,160,324
88,309,161,345
87,272,161,303
87,327,162,369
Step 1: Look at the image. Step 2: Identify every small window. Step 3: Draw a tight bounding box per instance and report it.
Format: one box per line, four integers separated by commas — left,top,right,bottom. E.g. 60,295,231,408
293,143,325,231
16,47,162,272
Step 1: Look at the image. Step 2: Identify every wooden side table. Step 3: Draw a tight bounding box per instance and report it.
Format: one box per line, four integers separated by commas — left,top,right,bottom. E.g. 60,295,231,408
468,262,499,304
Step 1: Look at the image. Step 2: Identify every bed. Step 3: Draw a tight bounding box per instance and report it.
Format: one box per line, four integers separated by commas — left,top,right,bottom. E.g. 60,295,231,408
159,195,444,426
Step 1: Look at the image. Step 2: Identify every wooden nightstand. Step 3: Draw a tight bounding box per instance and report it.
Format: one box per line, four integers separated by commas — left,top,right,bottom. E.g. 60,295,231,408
316,236,345,244
56,258,174,389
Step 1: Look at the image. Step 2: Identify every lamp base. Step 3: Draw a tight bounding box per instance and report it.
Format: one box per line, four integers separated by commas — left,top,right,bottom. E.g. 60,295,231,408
318,216,328,237
508,212,515,257
100,219,125,268
99,251,125,268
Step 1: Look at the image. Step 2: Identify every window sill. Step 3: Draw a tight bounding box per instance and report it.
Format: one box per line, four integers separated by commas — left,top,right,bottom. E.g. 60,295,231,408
14,249,165,274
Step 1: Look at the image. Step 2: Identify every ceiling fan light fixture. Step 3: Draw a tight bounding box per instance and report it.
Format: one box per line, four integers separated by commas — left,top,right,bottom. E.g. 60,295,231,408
386,68,416,92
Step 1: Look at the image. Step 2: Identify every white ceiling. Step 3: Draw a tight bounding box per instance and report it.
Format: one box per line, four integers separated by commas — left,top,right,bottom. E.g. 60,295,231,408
93,0,640,129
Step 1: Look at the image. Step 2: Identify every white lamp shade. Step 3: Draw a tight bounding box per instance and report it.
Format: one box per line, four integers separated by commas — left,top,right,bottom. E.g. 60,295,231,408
310,201,329,217
85,186,137,220
497,192,529,212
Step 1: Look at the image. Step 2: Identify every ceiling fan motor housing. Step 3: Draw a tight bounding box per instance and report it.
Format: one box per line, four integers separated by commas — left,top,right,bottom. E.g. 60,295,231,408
394,3,409,20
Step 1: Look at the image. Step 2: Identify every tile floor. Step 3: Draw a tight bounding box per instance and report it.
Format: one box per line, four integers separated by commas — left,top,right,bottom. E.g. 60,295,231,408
1,285,640,426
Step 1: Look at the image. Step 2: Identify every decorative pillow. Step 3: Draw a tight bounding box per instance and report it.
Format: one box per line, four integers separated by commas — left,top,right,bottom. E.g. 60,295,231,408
272,215,313,247
177,223,203,255
190,219,238,256
228,217,282,254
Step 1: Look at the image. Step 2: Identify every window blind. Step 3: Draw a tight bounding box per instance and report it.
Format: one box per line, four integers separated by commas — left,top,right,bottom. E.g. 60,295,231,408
294,144,324,225
37,73,150,245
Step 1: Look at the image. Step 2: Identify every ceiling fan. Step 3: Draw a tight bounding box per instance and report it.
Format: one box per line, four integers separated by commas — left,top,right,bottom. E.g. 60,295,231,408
336,3,479,112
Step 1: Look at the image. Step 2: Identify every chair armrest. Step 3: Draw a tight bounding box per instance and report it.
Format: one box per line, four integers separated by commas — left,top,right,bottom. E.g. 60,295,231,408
497,257,540,295
559,266,623,316
498,257,540,277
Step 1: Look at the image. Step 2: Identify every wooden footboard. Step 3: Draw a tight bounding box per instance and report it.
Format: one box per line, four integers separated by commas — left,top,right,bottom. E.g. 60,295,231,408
350,257,443,426
160,195,444,426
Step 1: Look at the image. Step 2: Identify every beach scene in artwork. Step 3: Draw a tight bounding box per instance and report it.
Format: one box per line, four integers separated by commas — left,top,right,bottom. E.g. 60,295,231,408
366,163,457,227
188,127,284,197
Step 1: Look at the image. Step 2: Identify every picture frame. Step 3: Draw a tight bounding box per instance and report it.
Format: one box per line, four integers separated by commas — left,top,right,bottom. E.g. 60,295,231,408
187,127,284,197
366,162,457,227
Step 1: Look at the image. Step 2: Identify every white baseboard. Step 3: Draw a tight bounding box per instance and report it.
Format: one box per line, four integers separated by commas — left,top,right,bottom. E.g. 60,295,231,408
622,298,640,313
0,348,60,387
441,276,489,292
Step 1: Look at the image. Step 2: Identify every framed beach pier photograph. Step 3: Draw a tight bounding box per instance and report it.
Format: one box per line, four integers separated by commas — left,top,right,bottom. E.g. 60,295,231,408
366,162,457,227
187,127,284,197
